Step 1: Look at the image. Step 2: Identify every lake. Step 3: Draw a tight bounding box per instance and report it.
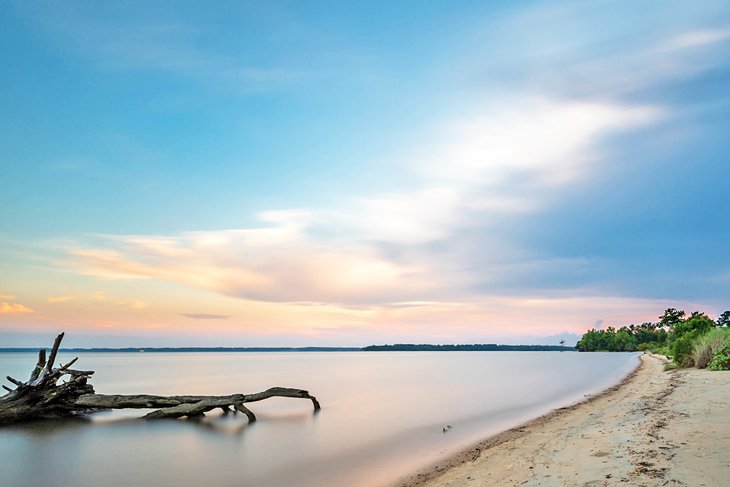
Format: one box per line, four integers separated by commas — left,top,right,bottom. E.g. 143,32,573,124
0,351,638,487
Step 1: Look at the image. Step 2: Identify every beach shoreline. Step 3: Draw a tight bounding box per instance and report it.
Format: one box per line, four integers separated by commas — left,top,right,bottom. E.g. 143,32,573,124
398,353,729,487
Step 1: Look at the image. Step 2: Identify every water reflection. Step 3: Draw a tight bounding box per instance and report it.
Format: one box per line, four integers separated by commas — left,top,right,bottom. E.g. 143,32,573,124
3,416,93,438
0,352,638,487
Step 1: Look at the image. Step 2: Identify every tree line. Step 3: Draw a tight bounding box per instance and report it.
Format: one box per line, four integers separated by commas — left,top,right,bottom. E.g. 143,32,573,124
363,344,572,351
577,308,730,369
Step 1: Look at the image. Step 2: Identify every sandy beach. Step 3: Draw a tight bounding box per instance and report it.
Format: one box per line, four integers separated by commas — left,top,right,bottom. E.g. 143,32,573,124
400,354,730,487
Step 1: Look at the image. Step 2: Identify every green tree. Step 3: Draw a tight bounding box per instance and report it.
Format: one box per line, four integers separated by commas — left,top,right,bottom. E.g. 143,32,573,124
672,312,714,337
659,308,685,330
615,326,638,351
576,326,638,352
576,307,716,361
716,310,730,328
633,322,663,346
576,329,600,351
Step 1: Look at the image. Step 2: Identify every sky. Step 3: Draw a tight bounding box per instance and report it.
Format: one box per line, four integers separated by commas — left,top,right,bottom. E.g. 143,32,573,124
1,0,729,347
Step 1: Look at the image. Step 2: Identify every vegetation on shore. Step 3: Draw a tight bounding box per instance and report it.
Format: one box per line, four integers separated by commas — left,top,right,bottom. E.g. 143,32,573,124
577,308,730,370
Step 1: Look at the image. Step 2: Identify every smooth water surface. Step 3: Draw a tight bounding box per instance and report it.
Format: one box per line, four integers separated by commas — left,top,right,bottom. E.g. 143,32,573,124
0,351,638,487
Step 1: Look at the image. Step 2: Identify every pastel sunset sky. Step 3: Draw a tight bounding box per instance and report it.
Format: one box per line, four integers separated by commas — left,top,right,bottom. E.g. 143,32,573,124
2,1,729,347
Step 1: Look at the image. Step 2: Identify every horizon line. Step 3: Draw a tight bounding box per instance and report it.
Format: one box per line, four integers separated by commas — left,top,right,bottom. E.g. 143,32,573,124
0,343,576,353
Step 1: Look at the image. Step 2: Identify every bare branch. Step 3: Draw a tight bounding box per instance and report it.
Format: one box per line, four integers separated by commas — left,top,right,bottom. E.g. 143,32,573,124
75,393,246,409
65,369,94,377
44,332,65,374
58,357,79,370
29,349,46,381
244,387,321,410
235,403,257,422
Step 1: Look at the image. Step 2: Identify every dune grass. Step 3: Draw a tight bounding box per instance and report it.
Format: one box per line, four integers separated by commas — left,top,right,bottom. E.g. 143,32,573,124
691,328,730,369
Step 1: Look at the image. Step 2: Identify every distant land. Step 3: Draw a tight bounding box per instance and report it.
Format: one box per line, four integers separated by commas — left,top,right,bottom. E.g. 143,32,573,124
362,344,574,351
0,344,573,353
0,347,362,353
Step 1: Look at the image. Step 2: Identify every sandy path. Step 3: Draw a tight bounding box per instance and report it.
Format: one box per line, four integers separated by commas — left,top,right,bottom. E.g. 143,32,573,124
399,354,730,487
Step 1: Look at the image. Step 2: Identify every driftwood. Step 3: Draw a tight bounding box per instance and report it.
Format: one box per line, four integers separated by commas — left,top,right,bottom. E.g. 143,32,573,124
0,333,320,426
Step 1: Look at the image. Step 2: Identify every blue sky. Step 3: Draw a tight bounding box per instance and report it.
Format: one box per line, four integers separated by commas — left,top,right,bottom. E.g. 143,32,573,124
1,1,729,347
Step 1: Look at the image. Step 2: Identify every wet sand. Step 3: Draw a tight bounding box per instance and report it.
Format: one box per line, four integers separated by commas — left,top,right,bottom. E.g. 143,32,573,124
400,353,730,487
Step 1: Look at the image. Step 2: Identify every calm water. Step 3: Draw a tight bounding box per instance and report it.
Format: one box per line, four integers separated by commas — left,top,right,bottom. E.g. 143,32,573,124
0,351,638,487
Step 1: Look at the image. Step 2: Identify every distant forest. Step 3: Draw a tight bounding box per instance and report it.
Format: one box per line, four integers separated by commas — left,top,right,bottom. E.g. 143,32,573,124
362,344,571,351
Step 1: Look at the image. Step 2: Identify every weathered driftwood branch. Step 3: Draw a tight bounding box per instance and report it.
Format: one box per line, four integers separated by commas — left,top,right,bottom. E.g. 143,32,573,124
0,332,96,425
75,387,321,420
0,333,320,426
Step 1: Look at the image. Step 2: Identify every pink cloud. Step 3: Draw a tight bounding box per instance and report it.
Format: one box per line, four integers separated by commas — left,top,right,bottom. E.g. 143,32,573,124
0,301,34,315
47,296,73,303
67,225,437,305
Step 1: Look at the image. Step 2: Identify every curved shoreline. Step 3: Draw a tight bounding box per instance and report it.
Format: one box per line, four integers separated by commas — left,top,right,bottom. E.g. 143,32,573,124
396,353,647,487
397,353,729,487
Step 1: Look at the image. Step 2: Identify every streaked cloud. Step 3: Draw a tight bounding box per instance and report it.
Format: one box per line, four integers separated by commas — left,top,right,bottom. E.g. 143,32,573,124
0,300,34,315
62,96,661,307
117,298,147,310
20,7,321,94
416,100,659,185
67,224,432,304
664,29,730,50
350,99,660,249
47,296,73,303
46,292,146,310
182,313,230,320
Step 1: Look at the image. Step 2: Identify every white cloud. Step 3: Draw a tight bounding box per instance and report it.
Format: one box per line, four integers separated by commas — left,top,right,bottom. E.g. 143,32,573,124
342,98,660,250
424,99,659,183
664,29,730,50
62,95,662,306
352,187,462,244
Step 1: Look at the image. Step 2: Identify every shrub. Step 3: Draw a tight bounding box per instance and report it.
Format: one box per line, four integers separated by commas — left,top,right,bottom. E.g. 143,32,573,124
672,332,699,367
707,347,730,371
691,328,730,369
